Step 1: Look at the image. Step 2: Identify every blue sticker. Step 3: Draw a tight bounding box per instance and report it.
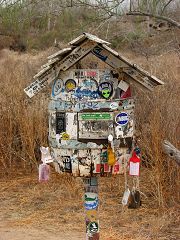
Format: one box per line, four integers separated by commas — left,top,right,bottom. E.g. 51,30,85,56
52,78,63,96
115,112,129,125
85,200,99,210
74,88,100,99
92,46,108,61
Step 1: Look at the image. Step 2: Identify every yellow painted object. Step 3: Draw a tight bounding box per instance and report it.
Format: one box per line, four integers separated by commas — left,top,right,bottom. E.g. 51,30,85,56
107,144,116,166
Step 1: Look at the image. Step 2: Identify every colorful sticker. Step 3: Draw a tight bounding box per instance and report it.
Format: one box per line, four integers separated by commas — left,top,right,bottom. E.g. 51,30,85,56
115,112,129,125
85,192,98,210
65,79,76,92
61,132,70,140
52,78,63,96
80,113,112,120
98,82,113,99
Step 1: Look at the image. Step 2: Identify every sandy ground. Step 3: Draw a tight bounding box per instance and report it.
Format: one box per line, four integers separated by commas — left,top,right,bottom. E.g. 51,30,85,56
0,171,179,240
0,222,84,240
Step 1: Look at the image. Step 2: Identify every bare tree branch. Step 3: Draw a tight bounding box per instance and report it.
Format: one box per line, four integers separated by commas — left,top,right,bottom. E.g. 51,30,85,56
161,0,175,15
127,11,180,29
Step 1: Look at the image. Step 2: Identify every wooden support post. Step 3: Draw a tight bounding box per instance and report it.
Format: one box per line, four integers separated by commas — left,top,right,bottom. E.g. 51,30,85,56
83,177,99,240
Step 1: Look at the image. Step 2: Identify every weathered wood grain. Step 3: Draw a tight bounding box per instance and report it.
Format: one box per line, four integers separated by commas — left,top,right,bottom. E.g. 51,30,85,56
163,140,180,166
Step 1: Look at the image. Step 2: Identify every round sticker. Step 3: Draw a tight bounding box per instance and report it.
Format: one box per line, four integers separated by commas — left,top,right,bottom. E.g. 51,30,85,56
110,102,118,110
115,112,129,125
65,79,76,92
61,132,70,140
88,222,99,233
98,82,113,99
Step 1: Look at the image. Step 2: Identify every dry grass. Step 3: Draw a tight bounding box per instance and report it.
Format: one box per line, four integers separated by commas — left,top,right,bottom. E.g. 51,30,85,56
0,47,179,239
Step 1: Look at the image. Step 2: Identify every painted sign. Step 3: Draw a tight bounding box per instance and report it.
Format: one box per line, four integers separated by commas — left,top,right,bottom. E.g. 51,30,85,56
115,112,129,126
24,76,49,98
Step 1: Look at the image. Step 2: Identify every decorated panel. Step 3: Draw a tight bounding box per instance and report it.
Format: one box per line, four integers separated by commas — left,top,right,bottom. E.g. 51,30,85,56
49,69,135,177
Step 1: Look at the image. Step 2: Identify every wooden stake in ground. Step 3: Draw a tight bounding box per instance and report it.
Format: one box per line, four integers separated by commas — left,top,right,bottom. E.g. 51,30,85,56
83,177,99,240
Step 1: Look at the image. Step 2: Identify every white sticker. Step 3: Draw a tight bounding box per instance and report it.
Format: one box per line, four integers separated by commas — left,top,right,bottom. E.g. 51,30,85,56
110,102,119,110
118,80,129,92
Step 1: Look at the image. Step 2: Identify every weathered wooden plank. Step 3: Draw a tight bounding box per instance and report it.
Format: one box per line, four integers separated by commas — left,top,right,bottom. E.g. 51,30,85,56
33,65,51,79
69,32,110,46
92,44,164,90
92,45,128,68
163,140,180,166
48,98,135,112
124,68,155,91
41,57,60,69
47,47,72,60
24,69,56,98
24,40,97,98
58,39,97,71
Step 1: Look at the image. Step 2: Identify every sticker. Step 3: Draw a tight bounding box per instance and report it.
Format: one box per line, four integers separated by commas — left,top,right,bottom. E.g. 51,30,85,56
86,210,98,221
110,102,118,110
115,125,124,139
61,132,70,140
62,156,72,173
92,46,107,61
115,112,129,125
88,222,99,233
98,82,113,99
52,78,63,96
118,80,129,92
80,113,112,121
40,146,53,164
56,112,66,134
85,192,98,210
65,79,76,92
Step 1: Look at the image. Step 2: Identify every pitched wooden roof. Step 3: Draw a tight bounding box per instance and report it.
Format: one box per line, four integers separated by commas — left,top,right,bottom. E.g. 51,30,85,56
24,32,164,98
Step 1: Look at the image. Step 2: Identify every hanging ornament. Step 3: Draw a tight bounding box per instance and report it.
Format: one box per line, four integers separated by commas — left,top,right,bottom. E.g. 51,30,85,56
107,143,116,166
39,163,50,182
129,151,140,176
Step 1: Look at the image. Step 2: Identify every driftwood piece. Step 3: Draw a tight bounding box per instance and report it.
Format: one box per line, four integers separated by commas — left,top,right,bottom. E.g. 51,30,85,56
163,140,180,166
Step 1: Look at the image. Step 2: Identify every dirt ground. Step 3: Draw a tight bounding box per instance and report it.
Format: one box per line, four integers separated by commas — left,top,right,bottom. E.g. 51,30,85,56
0,170,179,240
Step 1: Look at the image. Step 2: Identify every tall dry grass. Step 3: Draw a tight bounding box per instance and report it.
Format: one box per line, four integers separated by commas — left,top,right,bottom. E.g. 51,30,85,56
0,49,53,174
0,48,179,208
132,51,180,207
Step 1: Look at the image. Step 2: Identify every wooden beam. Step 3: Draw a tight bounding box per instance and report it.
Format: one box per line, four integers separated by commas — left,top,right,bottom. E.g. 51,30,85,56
163,140,180,166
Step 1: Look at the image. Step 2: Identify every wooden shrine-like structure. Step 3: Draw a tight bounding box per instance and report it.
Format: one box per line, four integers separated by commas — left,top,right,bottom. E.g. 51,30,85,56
24,33,164,240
